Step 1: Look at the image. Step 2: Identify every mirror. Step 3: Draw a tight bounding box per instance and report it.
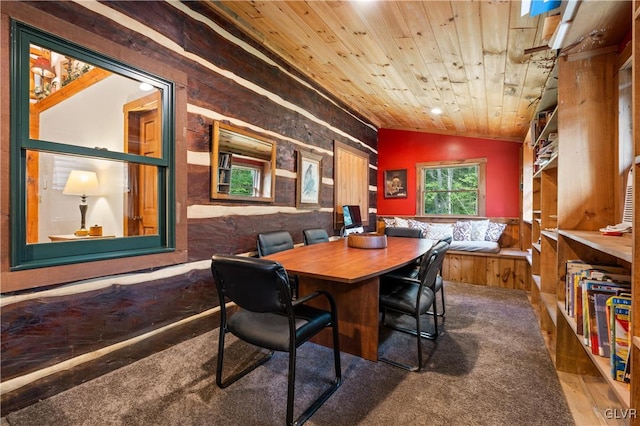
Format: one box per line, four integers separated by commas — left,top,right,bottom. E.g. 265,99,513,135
211,122,276,202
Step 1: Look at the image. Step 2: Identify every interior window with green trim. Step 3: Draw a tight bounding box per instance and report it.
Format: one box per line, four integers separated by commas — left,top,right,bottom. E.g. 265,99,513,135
417,159,486,216
11,21,175,270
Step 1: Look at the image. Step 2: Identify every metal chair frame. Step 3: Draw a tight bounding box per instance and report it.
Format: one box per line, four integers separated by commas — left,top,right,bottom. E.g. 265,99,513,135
212,255,342,426
379,241,449,371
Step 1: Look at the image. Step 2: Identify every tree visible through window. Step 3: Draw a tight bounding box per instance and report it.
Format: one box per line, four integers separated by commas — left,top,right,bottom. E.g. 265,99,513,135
418,160,486,216
230,166,259,196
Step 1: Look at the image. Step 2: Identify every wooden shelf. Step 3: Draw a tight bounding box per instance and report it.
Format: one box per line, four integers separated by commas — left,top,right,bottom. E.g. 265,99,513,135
558,230,632,263
559,305,631,408
522,16,637,420
533,152,558,178
541,293,557,325
532,274,541,291
533,106,558,149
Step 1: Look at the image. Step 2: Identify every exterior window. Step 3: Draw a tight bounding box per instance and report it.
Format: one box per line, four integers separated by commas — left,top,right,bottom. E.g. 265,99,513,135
417,159,486,216
11,21,175,270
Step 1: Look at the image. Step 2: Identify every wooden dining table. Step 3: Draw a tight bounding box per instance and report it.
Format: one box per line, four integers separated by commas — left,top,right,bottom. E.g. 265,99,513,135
264,236,433,361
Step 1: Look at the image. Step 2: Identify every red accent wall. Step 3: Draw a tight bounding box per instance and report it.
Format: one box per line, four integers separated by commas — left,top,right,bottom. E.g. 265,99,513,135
378,129,521,217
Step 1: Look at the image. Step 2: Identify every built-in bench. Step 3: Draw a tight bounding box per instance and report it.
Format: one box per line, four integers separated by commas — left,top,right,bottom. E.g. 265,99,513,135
377,216,530,291
442,247,530,290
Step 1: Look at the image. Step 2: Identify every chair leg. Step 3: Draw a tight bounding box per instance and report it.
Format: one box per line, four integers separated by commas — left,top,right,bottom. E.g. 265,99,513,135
216,327,274,389
286,349,297,426
379,309,438,372
289,320,342,426
438,287,445,317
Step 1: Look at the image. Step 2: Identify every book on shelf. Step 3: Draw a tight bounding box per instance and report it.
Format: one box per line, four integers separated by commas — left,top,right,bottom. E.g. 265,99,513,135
218,169,229,184
562,259,633,385
594,293,611,357
564,260,629,322
606,294,632,383
583,280,630,356
218,152,232,168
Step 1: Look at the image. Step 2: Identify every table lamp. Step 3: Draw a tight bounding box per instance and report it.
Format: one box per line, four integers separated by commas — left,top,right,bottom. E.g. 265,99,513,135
63,170,101,236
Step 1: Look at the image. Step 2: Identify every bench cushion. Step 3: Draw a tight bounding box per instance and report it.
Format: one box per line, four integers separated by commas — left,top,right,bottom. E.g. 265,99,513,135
446,240,500,253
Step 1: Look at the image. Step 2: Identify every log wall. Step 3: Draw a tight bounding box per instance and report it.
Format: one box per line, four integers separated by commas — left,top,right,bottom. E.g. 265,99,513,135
0,1,377,413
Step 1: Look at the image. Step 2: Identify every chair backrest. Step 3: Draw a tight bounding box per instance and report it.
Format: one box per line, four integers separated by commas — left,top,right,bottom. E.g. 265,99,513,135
211,254,291,313
303,228,330,245
416,240,449,289
439,235,453,244
384,226,423,238
257,231,295,257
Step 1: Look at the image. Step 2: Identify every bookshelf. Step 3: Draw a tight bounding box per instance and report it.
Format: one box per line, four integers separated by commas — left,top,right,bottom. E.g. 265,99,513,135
526,62,559,361
217,151,232,194
631,0,640,415
523,17,637,419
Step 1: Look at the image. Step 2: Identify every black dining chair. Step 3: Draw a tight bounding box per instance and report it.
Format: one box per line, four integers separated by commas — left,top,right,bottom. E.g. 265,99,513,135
257,230,298,297
211,254,342,426
384,226,424,268
384,235,451,319
379,240,449,371
432,235,452,317
384,226,423,239
303,228,330,245
257,230,295,257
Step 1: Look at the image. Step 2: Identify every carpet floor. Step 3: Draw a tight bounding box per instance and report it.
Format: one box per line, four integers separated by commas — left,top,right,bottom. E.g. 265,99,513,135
4,282,574,426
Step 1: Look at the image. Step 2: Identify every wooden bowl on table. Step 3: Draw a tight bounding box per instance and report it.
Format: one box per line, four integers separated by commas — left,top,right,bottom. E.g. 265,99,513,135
347,233,387,249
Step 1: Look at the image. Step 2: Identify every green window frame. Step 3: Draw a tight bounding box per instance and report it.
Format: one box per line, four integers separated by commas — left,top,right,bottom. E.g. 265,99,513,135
417,159,486,217
10,21,175,270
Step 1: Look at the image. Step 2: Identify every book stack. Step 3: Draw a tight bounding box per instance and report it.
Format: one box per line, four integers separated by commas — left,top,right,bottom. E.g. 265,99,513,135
565,260,631,383
533,132,558,172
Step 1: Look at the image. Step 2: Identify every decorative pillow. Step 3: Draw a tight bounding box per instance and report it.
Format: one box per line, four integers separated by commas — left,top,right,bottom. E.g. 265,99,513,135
453,221,472,241
394,217,409,227
382,217,396,227
408,219,429,237
469,219,490,241
485,221,507,242
425,223,453,240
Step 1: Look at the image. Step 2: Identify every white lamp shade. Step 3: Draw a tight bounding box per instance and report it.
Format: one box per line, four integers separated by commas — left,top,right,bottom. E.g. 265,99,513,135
63,170,101,196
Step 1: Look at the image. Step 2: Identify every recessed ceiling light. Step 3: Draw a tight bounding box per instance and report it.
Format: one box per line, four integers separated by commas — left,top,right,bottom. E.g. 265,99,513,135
139,82,154,91
431,107,443,115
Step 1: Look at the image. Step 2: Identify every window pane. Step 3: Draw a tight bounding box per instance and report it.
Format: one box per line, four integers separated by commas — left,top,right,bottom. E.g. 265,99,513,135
29,44,163,158
422,164,479,215
26,151,160,243
230,167,257,196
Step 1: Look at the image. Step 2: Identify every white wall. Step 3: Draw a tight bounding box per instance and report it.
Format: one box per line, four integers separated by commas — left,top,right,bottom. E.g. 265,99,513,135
37,74,151,241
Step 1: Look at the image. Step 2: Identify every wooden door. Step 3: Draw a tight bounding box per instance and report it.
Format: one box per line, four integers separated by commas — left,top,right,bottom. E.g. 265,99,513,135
123,92,160,236
137,109,159,235
333,141,369,228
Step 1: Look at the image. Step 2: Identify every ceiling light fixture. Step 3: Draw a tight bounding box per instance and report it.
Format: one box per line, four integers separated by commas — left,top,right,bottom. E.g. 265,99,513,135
431,107,443,115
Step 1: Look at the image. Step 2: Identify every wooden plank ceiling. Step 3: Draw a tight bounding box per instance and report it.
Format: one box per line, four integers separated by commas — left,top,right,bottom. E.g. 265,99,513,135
205,1,630,142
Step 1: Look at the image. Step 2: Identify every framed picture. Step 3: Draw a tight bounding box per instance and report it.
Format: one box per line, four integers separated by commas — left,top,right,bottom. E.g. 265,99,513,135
297,150,322,208
384,169,408,198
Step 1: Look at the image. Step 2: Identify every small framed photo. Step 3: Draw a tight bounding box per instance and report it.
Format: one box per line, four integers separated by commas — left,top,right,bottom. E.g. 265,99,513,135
384,169,408,198
297,150,322,208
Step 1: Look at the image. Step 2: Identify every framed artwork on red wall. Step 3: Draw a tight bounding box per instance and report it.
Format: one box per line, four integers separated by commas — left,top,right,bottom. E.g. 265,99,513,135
384,169,407,198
